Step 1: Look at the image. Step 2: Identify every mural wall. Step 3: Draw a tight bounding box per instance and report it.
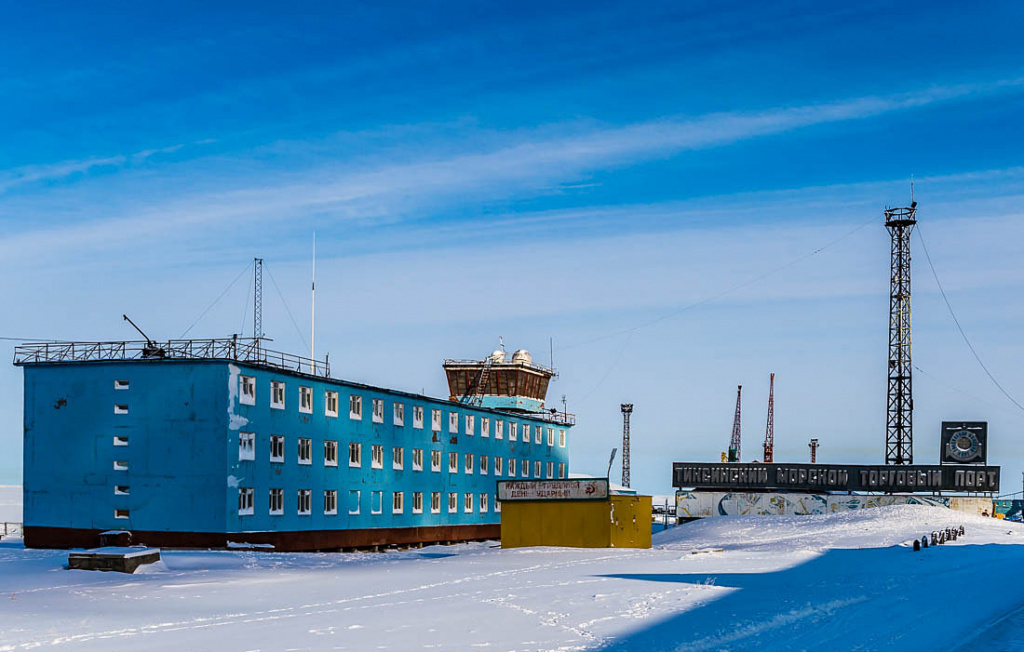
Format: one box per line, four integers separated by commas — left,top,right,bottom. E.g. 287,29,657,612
676,491,993,518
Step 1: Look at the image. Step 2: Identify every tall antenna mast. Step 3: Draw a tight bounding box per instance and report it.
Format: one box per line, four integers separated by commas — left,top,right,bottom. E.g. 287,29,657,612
620,404,633,488
253,257,263,352
311,233,316,372
763,373,775,463
809,438,819,463
885,196,917,465
728,385,742,462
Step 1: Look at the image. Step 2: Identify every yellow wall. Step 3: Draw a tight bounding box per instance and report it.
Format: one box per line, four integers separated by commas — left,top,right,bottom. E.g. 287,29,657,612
501,495,652,549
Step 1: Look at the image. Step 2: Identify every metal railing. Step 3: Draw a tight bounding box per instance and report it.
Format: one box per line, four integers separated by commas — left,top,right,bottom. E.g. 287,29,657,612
14,337,330,378
443,358,557,376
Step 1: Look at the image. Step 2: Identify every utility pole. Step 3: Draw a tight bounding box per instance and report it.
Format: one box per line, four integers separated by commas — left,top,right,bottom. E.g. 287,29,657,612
763,373,775,463
885,198,917,464
620,404,633,488
728,386,742,462
809,438,819,463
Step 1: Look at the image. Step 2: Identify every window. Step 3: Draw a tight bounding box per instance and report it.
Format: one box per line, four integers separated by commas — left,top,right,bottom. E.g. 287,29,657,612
480,493,489,513
535,461,542,478
547,428,555,447
114,509,130,519
240,376,255,405
325,390,339,417
465,453,474,474
113,435,129,447
239,432,255,461
238,487,254,515
371,444,384,469
350,395,363,420
464,493,474,513
298,489,312,515
535,425,543,444
559,429,566,448
481,455,489,475
348,490,361,514
393,491,404,514
413,406,424,429
449,452,459,473
270,435,285,463
431,492,441,513
495,419,504,440
349,442,362,467
114,379,130,390
522,460,529,478
372,398,384,423
547,461,554,478
324,440,338,466
495,456,503,476
269,488,284,515
412,448,423,471
413,491,423,514
371,491,383,514
508,458,516,477
393,447,404,470
113,460,128,471
114,485,130,496
449,412,458,433
324,490,338,515
495,497,501,513
114,404,129,415
431,449,441,472
559,462,566,478
298,438,312,465
432,409,442,431
394,402,405,426
299,386,313,414
271,381,285,409
509,423,518,441
481,418,490,438
448,492,458,513
465,414,475,435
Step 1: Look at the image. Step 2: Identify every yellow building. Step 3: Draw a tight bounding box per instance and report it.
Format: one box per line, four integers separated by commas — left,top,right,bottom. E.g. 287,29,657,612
499,479,652,549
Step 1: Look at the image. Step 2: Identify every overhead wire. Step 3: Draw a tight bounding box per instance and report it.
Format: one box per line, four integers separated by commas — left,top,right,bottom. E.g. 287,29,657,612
916,225,1024,414
179,263,252,339
265,263,309,351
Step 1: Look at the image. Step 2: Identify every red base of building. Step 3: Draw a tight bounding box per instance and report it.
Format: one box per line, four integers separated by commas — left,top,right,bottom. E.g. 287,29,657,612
24,524,501,552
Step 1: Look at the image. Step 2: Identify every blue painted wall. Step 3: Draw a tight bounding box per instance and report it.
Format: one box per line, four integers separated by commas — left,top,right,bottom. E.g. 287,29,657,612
23,359,571,536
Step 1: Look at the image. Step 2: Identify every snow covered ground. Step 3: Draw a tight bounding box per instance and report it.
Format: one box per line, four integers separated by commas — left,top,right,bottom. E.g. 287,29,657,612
1,505,1023,651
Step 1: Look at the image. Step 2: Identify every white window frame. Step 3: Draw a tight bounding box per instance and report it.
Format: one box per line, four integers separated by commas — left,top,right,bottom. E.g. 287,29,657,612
495,419,504,440
113,435,129,447
480,493,489,513
350,395,363,420
349,490,361,515
324,489,338,515
547,461,554,478
449,412,458,434
298,489,312,516
393,446,404,470
431,449,441,472
431,492,441,514
240,375,255,405
464,492,474,513
324,440,338,467
559,429,566,447
393,402,405,427
535,460,542,478
371,490,383,515
114,379,130,390
559,462,566,478
238,487,254,515
114,485,130,496
481,455,489,475
495,497,501,513
372,398,384,424
239,432,255,461
392,491,404,514
448,492,458,513
271,381,285,410
465,453,474,475
509,458,516,477
114,460,128,471
448,452,459,473
270,435,285,463
269,488,284,515
298,437,312,465
413,405,424,429
371,444,384,469
325,390,339,417
481,418,490,438
465,414,475,435
413,491,423,514
509,423,518,442
349,442,362,467
114,509,130,519
114,404,129,415
547,428,555,447
535,425,543,444
412,448,423,471
522,460,529,478
432,409,442,432
299,386,313,414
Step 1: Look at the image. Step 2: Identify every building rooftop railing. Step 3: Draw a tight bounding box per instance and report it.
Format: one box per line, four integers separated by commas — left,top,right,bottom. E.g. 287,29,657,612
13,337,330,378
443,358,556,376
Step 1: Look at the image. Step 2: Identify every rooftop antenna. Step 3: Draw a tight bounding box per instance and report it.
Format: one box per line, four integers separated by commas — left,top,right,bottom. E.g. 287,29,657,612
311,233,316,373
122,314,164,358
253,257,263,353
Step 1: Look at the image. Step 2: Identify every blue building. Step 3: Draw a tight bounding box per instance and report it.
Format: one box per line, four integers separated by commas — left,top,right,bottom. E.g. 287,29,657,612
16,338,573,550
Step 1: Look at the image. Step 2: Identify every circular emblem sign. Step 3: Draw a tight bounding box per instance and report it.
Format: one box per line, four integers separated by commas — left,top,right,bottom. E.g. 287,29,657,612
946,430,981,461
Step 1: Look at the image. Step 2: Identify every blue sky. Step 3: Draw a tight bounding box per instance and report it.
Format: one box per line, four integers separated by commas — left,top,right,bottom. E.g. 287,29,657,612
2,1,1024,493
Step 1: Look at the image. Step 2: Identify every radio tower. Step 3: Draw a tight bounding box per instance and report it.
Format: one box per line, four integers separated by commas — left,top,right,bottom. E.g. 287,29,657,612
253,257,263,352
620,404,633,488
763,374,775,463
728,386,742,462
809,438,819,463
885,196,917,465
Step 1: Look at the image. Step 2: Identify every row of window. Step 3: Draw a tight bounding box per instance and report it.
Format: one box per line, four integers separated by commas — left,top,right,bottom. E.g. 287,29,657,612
240,376,566,446
239,434,566,478
237,488,497,517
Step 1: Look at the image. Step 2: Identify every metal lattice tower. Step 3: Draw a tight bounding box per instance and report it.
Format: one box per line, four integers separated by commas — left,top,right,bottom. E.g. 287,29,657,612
253,258,263,348
809,438,819,463
763,374,775,463
620,404,633,488
728,385,742,462
885,202,917,465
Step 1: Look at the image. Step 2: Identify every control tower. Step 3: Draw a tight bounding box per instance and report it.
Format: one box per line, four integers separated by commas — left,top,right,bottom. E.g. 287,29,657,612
444,347,571,422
